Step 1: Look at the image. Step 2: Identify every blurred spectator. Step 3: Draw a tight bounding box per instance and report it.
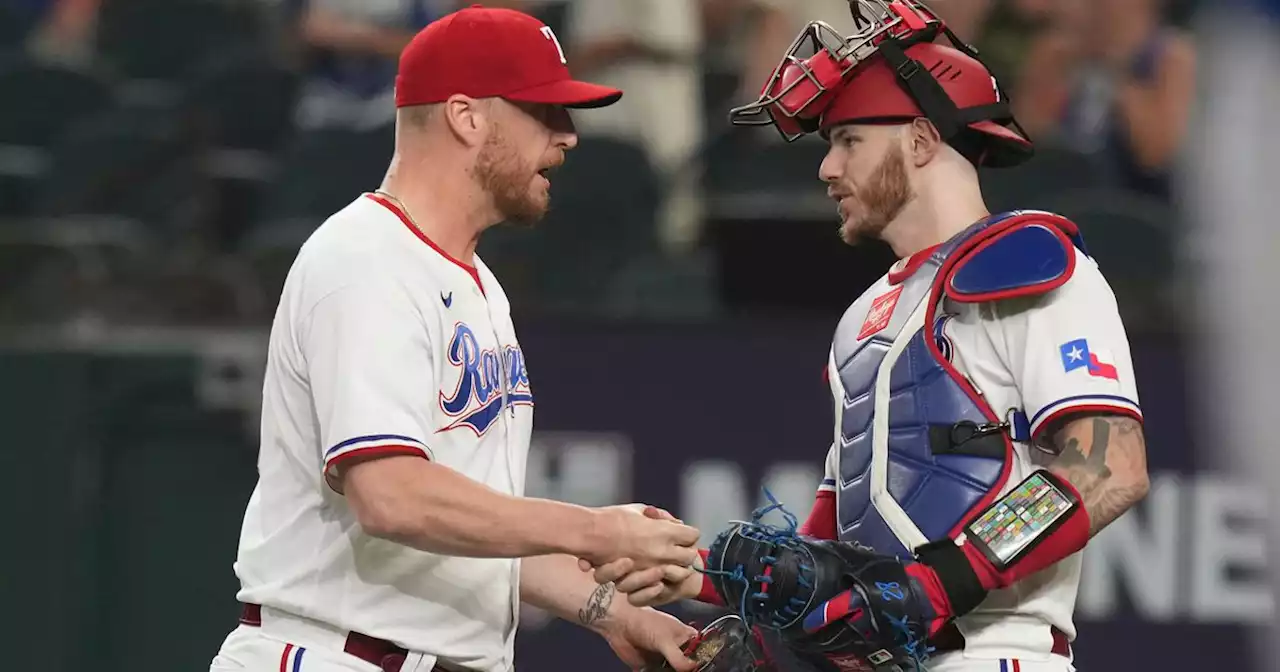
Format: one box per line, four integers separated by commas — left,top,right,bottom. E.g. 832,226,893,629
279,0,527,132
1014,0,1196,200
930,0,1056,84
702,0,861,106
565,0,704,249
700,0,793,106
23,0,100,67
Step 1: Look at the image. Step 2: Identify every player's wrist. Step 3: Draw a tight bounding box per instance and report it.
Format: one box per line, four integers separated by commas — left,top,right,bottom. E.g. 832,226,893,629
693,549,725,606
571,506,622,564
585,586,639,637
913,540,989,621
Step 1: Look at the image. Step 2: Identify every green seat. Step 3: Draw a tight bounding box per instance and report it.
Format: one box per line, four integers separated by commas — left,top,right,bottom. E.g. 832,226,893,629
0,351,102,670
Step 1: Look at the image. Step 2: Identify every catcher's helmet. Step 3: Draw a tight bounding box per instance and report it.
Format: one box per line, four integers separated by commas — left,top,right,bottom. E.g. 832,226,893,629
728,0,1033,168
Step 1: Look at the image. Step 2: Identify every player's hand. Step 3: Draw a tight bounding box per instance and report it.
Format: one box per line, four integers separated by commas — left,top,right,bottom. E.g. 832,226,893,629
599,606,699,672
581,506,705,607
585,504,701,571
591,553,704,608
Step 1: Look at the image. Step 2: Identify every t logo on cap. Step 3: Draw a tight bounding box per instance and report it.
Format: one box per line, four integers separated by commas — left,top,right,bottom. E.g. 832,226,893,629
540,26,566,65
394,5,621,110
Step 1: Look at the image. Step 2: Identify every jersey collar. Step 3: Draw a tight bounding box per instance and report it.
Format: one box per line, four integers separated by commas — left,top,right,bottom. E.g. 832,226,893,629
366,192,486,294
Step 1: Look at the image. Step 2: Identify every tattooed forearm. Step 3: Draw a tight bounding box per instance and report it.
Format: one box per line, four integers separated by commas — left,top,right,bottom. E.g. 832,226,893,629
1048,416,1149,536
577,582,615,627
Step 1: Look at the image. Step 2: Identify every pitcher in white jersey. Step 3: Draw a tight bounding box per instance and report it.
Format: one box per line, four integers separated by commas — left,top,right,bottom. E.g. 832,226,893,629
593,2,1150,671
210,6,706,672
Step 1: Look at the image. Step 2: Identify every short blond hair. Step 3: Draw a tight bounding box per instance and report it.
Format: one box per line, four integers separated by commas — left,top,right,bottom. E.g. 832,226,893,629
397,103,440,129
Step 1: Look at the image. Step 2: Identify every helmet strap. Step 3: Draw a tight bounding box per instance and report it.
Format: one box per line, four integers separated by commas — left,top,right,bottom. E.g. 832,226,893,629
876,36,966,140
874,26,1031,164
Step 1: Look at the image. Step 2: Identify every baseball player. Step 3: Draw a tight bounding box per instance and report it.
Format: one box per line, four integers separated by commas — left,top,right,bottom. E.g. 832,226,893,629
596,2,1150,671
208,6,704,672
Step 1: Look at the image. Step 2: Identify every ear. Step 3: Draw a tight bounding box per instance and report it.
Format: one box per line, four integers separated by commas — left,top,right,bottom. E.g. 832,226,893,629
442,95,489,148
908,118,943,167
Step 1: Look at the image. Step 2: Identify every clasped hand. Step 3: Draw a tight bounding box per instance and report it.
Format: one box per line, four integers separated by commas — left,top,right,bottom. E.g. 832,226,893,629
579,505,705,608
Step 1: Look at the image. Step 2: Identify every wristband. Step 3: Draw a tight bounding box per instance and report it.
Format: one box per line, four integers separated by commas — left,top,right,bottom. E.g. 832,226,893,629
696,549,726,606
917,470,1092,615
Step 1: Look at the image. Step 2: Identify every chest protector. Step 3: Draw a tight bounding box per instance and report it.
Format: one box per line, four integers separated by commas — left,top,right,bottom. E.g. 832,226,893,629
830,211,1087,559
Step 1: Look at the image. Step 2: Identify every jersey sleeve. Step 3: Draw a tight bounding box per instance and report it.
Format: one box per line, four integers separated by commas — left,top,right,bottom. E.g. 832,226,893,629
302,276,436,491
988,256,1143,441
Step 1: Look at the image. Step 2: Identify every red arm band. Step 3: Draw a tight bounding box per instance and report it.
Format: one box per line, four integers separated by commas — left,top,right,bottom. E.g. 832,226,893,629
961,476,1092,590
798,489,837,540
695,549,725,606
910,473,1093,624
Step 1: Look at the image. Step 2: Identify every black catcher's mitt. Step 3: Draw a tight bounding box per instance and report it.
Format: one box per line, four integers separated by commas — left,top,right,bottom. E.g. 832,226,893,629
641,615,774,672
700,495,937,672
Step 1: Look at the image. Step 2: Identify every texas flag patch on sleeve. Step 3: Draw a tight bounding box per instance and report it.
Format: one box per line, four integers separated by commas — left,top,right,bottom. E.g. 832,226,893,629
1059,338,1118,380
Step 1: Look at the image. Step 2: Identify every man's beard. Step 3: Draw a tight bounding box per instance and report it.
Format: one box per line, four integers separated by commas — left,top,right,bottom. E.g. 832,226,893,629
474,126,548,226
840,144,914,245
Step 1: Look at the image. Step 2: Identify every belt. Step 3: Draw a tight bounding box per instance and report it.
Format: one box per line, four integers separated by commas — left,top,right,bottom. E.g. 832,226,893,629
240,603,421,672
930,623,1072,658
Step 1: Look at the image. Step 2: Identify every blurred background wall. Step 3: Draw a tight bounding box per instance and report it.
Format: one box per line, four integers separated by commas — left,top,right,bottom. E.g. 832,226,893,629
0,0,1271,670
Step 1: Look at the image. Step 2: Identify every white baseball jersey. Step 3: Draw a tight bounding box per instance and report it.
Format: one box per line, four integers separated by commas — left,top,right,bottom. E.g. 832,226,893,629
818,246,1141,660
233,193,534,672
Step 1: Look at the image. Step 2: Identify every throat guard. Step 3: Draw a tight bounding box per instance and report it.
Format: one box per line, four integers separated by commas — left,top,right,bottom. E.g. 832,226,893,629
829,211,1085,558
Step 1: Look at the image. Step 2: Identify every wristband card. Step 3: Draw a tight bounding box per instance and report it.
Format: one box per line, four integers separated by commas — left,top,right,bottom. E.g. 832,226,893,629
965,472,1075,569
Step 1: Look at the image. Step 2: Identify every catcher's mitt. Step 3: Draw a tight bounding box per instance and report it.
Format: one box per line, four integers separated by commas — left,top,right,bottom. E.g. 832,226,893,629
641,615,773,672
700,494,936,672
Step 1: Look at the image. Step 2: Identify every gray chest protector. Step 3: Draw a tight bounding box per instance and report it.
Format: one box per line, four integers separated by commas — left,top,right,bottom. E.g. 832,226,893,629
829,211,1087,559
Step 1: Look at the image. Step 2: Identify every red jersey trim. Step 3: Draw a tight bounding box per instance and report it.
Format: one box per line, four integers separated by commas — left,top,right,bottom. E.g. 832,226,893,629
365,193,486,295
1031,403,1144,442
323,444,431,494
888,243,942,285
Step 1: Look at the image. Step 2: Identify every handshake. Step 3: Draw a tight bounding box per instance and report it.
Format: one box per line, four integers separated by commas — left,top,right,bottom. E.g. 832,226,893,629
577,504,706,608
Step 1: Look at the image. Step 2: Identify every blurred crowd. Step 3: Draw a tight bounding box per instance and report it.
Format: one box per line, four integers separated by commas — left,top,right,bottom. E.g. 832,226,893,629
0,0,1201,329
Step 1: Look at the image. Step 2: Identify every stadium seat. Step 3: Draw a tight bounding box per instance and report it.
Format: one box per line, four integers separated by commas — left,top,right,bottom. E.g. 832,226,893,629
255,126,394,224
4,105,204,316
0,352,103,670
89,354,257,671
236,216,315,313
29,106,201,231
980,145,1104,213
184,52,299,155
182,51,301,244
237,126,393,312
0,56,114,216
528,136,662,310
701,69,742,138
703,130,831,221
0,5,37,58
96,0,259,98
602,250,721,320
704,130,827,193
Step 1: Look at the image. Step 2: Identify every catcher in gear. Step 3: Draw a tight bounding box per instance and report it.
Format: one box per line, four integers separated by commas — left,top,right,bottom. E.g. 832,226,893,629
591,1,1150,671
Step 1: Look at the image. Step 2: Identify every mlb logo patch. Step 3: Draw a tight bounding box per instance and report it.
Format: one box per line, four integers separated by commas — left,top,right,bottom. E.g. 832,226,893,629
1060,338,1118,380
858,286,904,340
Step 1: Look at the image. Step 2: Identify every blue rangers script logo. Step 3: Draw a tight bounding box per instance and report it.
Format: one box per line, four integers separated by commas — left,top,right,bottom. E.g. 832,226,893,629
438,322,533,436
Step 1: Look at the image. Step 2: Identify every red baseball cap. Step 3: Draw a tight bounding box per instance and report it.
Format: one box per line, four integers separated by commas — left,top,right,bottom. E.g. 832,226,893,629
395,5,623,109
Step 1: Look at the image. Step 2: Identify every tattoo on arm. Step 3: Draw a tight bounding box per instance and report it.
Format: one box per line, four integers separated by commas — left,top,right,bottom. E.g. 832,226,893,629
577,582,615,627
1049,416,1149,536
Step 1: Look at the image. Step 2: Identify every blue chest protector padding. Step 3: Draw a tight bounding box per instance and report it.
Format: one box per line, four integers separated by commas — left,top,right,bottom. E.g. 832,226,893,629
830,211,1086,559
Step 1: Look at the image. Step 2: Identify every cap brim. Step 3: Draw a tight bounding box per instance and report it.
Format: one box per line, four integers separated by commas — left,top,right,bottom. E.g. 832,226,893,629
968,120,1035,167
503,79,623,109
969,120,1031,147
